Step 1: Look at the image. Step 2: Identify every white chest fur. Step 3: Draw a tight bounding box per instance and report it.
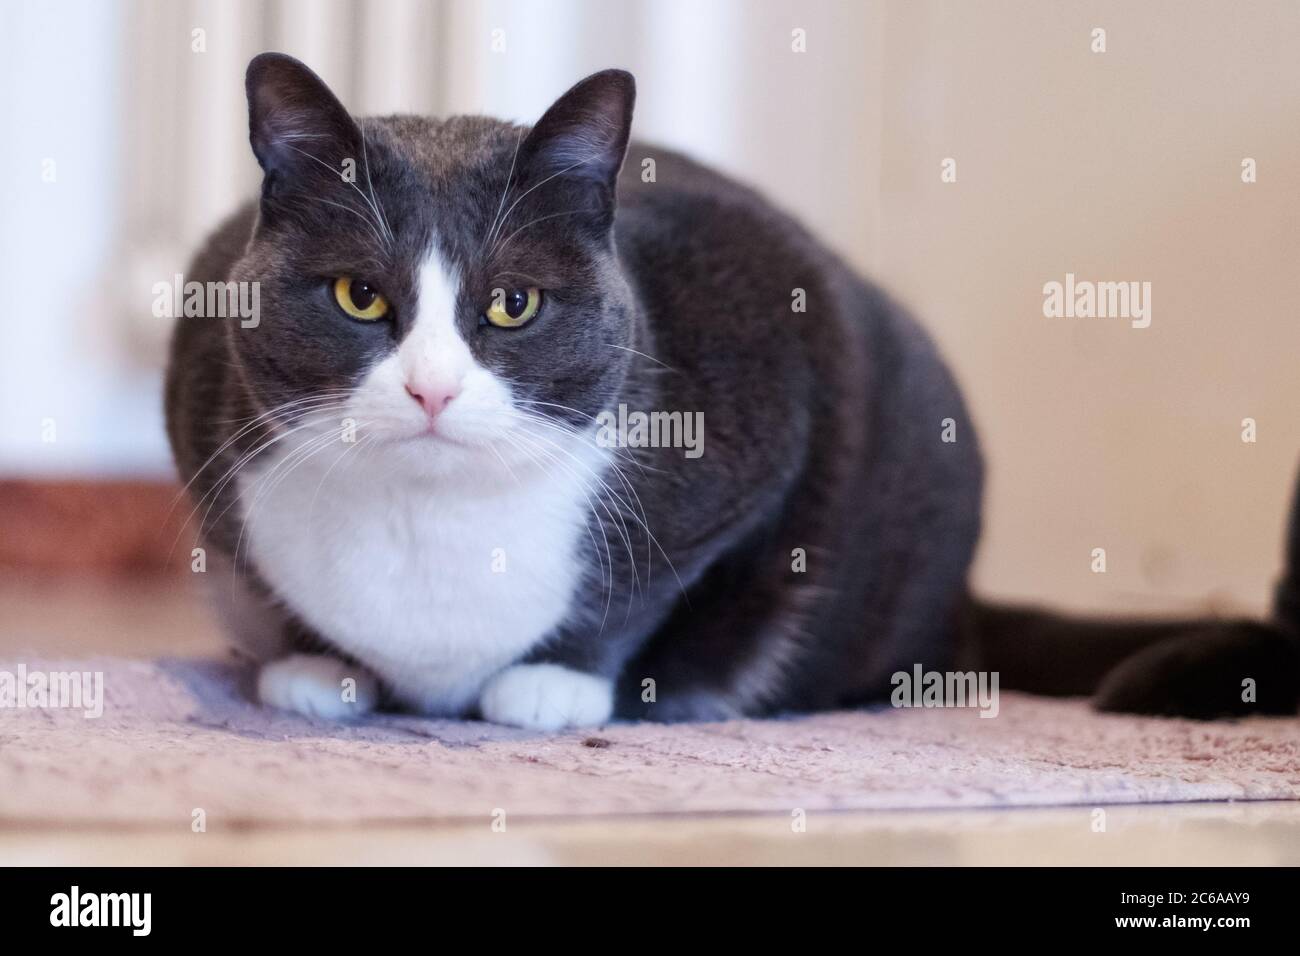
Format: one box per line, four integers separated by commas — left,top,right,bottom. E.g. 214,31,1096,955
238,440,602,715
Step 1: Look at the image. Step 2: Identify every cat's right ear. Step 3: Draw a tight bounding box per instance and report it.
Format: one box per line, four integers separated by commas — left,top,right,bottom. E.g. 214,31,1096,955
245,53,362,201
517,69,636,232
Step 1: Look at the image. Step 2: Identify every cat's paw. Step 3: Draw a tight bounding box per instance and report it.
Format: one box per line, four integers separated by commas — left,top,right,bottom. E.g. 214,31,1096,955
257,653,378,721
479,663,613,731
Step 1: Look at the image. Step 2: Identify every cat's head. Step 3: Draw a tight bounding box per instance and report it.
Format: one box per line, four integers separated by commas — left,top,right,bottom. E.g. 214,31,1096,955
229,53,637,476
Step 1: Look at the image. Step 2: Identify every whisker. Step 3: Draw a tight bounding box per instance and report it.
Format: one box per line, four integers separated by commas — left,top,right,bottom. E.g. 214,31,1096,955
282,142,393,252
166,396,355,558
491,209,585,260
511,414,686,604
503,428,619,628
509,424,643,603
183,405,351,551
234,422,363,576
480,125,526,256
605,342,678,372
167,391,354,521
357,126,394,243
314,196,388,249
484,152,601,252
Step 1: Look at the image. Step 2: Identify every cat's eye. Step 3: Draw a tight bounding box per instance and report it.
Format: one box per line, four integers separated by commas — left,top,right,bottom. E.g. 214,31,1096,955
484,287,542,328
333,277,390,321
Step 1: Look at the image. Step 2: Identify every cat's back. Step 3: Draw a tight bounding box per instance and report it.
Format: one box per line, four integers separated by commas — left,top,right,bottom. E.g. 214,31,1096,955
612,141,871,368
609,143,874,480
614,143,834,273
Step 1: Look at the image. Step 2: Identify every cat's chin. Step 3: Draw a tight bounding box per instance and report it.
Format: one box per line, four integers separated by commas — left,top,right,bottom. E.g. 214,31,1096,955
351,413,488,451
365,427,522,482
396,426,476,450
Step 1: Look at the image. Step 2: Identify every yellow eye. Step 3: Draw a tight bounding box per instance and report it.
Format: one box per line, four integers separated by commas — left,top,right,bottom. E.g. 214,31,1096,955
485,287,542,328
333,277,390,321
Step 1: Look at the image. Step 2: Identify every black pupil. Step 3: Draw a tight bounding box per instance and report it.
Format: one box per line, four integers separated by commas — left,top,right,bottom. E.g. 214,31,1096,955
505,290,529,318
351,281,377,310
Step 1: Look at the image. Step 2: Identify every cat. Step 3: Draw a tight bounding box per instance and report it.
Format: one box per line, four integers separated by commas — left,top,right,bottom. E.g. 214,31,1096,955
165,53,1300,729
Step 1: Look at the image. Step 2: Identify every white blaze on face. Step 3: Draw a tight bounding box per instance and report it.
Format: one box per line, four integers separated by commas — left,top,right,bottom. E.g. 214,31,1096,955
352,247,514,447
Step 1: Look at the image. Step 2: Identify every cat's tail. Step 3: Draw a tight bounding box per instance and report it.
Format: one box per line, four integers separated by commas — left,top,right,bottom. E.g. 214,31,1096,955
963,600,1297,717
962,465,1300,718
1275,458,1300,640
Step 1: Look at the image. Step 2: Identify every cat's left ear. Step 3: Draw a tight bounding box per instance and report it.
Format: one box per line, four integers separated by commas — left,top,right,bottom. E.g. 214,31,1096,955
245,52,363,206
519,69,636,230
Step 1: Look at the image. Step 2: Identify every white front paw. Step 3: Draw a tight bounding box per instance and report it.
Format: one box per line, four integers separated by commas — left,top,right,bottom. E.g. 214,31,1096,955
479,664,613,731
257,653,378,721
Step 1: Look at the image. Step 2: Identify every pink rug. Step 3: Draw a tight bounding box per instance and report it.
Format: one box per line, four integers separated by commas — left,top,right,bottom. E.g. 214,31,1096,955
2,657,1297,824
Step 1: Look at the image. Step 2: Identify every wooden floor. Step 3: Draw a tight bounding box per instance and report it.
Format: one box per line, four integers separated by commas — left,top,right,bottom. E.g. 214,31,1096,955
2,575,1297,866
5,802,1299,866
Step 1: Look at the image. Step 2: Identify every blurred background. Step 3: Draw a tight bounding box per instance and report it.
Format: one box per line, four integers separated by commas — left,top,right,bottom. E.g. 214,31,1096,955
2,0,1299,624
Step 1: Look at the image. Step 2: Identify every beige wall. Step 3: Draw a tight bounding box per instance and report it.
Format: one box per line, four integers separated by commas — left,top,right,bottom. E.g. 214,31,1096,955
877,0,1300,615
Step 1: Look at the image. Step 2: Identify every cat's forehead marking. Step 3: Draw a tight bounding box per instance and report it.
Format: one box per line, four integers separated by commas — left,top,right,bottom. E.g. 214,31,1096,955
361,115,522,274
397,243,479,385
364,115,518,184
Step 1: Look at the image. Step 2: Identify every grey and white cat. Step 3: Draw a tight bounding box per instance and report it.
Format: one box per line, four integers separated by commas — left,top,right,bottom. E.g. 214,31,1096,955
166,53,1299,729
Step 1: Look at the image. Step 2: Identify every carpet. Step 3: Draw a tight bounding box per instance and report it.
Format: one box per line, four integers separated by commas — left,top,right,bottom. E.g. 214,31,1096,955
2,657,1298,825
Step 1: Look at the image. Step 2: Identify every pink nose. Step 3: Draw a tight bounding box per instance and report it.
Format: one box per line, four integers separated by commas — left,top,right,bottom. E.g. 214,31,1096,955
405,382,460,418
